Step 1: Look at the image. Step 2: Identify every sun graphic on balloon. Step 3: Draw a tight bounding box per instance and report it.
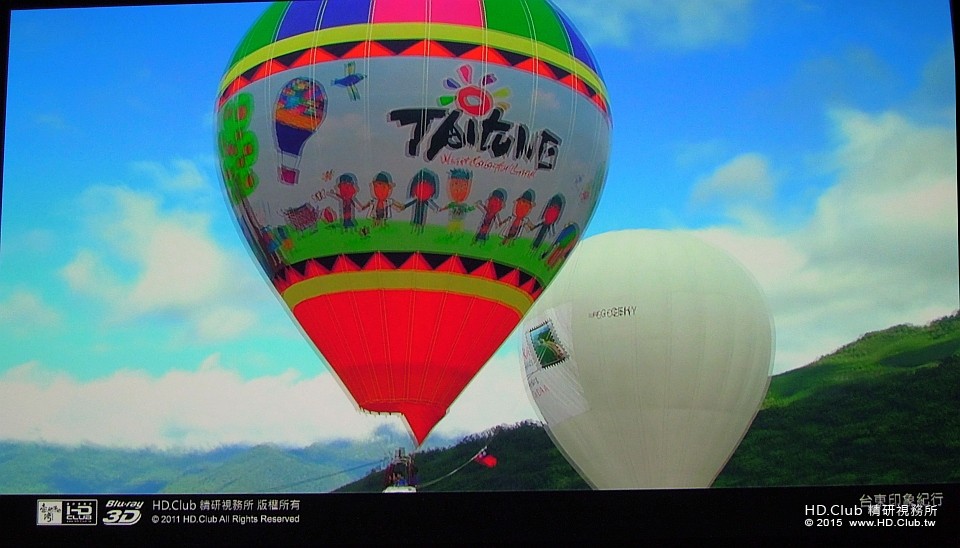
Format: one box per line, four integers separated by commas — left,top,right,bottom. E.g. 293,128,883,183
438,64,511,117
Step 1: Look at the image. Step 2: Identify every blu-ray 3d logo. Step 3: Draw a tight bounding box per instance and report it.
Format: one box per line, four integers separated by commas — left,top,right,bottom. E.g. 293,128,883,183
102,500,143,526
389,64,562,170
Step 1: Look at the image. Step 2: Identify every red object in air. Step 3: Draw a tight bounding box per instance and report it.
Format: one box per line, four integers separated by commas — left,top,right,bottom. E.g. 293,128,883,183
474,449,497,468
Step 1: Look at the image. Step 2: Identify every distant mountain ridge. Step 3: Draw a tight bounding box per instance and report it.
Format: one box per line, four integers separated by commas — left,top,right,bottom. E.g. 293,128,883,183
1,312,958,493
0,440,384,494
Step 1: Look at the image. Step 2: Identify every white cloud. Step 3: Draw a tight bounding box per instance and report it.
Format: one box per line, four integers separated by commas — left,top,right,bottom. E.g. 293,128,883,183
195,306,258,341
692,152,774,204
437,351,539,439
60,250,99,293
132,159,208,192
61,184,271,342
0,357,376,449
555,0,753,50
0,291,61,335
126,221,233,314
0,352,537,449
693,109,958,373
805,110,957,269
61,249,123,300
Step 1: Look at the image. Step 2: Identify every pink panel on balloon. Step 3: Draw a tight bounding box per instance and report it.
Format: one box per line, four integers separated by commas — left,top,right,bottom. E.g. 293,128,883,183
371,0,427,23
372,0,484,26
429,0,484,26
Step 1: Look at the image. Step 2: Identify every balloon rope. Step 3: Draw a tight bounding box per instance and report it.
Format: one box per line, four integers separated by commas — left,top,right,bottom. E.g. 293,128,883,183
263,456,390,492
416,446,488,490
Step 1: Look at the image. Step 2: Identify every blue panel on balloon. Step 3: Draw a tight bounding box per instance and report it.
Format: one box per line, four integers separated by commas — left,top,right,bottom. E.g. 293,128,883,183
277,0,325,40
556,10,600,76
317,0,373,30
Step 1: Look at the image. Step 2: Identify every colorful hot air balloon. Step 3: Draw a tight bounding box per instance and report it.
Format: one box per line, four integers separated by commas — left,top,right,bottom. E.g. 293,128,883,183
520,230,774,488
216,0,611,445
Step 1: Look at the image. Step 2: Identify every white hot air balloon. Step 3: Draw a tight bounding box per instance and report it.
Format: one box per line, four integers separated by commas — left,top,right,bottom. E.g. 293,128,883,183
519,229,774,489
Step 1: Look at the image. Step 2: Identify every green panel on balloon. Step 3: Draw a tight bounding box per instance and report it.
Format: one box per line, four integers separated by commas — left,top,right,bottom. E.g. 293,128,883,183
480,0,571,53
227,2,288,69
216,0,610,444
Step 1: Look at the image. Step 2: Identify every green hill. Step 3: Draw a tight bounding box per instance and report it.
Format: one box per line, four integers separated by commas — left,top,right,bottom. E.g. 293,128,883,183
714,312,960,486
762,313,960,409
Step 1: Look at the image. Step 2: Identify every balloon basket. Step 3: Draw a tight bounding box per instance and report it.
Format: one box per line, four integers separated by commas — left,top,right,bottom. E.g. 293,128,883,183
278,166,299,185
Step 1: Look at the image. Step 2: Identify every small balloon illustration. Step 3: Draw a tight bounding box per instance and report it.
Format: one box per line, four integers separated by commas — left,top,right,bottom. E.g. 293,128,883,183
274,77,326,185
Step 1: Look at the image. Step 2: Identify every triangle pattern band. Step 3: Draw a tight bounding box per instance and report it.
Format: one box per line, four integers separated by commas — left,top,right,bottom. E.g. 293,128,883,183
273,251,546,299
219,40,608,117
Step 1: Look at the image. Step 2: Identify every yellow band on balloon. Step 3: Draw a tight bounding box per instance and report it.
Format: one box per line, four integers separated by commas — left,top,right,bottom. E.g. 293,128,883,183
219,22,608,104
281,270,534,315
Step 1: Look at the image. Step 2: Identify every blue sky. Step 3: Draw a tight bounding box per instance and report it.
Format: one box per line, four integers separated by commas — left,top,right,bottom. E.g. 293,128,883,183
1,0,956,449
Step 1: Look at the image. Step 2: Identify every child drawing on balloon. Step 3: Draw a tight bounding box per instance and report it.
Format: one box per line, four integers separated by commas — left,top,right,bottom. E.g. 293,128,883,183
258,225,286,275
362,171,397,229
541,222,580,269
472,188,507,246
499,189,536,246
438,168,476,240
322,173,362,231
399,169,441,234
529,193,565,252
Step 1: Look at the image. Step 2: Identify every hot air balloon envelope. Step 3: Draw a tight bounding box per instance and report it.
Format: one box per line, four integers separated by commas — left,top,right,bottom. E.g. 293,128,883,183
520,230,774,488
216,0,611,444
